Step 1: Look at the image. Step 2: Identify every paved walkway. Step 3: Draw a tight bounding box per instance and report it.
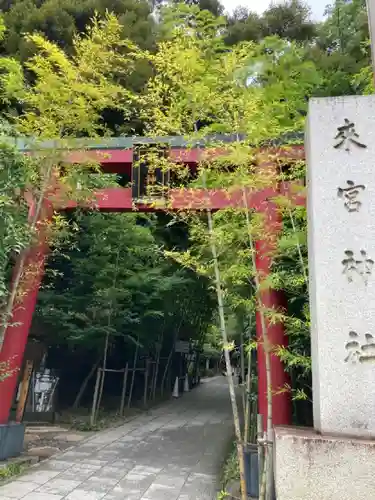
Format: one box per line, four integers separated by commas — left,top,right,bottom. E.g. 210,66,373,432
0,376,234,500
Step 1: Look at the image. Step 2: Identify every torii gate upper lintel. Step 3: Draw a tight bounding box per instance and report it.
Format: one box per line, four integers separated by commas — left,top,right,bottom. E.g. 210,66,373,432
0,137,305,427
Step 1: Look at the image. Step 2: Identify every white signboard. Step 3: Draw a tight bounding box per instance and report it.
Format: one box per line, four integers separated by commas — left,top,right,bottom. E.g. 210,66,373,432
175,341,190,354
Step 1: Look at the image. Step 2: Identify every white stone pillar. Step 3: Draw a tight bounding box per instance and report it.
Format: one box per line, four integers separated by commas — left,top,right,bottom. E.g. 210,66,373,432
307,95,375,437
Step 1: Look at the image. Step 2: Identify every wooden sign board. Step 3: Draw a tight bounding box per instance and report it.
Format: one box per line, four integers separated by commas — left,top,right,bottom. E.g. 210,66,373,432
16,360,33,422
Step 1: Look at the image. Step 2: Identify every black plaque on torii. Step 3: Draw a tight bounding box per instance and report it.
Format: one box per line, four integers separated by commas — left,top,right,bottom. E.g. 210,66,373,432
132,144,170,205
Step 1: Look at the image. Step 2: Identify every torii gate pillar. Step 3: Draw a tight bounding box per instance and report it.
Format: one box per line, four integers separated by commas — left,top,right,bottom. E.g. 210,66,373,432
255,200,292,428
0,202,51,425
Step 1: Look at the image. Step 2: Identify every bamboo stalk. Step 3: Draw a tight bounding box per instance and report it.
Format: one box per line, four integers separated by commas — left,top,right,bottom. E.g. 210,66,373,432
151,333,162,401
257,414,264,498
242,189,273,500
244,339,253,445
149,361,155,401
46,376,59,412
267,437,275,500
119,363,129,416
195,137,248,498
96,247,121,416
240,330,246,416
161,345,173,396
73,359,100,409
96,357,107,417
127,341,139,408
251,399,258,444
143,359,149,407
161,324,182,395
152,341,161,400
90,368,101,426
206,208,247,500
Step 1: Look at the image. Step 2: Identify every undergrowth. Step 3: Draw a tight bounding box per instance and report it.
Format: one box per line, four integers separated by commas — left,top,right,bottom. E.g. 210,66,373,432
0,462,25,482
218,442,240,499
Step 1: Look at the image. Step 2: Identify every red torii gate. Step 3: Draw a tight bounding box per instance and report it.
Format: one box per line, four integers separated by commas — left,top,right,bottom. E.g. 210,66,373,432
0,137,305,427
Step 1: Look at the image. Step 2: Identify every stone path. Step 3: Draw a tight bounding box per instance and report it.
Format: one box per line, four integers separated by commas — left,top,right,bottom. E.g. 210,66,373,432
0,376,234,500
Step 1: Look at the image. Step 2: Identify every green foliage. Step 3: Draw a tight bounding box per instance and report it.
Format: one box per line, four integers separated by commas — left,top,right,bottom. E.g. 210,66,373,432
35,212,216,354
0,356,19,381
310,0,370,97
139,4,321,412
224,0,371,99
319,0,368,60
1,0,155,58
167,0,224,17
0,141,35,308
225,0,316,46
9,13,141,138
219,442,240,499
268,162,311,400
352,40,375,94
0,461,25,481
261,0,316,42
142,4,320,142
0,13,159,350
